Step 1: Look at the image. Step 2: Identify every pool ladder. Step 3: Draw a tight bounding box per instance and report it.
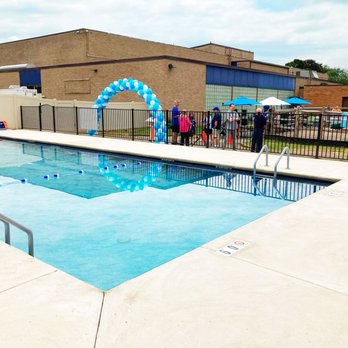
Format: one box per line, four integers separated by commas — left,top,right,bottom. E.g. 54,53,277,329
0,213,34,256
252,145,291,199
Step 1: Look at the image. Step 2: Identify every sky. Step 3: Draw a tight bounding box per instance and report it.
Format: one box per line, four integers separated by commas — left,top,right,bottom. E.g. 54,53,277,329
0,0,347,69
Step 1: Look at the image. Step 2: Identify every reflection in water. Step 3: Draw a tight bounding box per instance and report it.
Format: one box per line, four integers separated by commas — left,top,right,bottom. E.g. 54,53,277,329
98,154,163,192
0,141,330,201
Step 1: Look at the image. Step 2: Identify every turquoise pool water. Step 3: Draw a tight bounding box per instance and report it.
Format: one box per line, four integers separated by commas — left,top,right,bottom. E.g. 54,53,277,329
0,140,328,290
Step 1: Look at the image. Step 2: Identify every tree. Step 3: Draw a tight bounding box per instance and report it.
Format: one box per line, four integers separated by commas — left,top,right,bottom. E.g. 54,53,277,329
324,67,348,84
285,59,305,69
286,59,348,83
285,59,325,72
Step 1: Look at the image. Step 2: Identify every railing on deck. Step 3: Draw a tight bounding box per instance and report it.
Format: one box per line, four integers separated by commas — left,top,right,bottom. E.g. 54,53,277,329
0,213,34,256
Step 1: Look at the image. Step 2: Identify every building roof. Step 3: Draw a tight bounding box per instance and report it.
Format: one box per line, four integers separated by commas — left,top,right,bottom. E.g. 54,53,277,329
191,42,253,54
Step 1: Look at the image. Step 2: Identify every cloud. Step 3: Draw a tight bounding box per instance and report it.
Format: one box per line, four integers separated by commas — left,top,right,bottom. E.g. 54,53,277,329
0,0,347,69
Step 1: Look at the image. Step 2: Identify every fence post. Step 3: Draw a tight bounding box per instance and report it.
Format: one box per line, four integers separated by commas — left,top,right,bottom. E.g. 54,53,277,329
206,111,210,148
75,106,79,135
101,108,105,137
315,113,323,159
166,110,169,144
294,108,300,138
38,104,42,131
20,106,24,129
131,108,135,141
52,106,56,132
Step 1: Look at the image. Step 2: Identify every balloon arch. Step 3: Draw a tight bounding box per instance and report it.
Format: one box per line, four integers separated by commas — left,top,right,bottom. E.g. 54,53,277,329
88,78,167,142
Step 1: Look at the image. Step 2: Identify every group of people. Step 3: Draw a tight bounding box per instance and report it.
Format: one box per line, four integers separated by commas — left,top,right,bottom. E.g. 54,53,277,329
171,100,196,146
171,100,267,152
205,105,240,150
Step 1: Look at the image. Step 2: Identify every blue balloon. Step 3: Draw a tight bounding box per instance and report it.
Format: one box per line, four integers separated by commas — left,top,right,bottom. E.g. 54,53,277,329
128,79,135,89
157,112,164,121
130,182,137,192
91,78,167,141
144,94,152,104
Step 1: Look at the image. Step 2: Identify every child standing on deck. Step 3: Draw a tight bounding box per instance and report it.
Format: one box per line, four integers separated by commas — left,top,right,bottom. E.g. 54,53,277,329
179,110,192,146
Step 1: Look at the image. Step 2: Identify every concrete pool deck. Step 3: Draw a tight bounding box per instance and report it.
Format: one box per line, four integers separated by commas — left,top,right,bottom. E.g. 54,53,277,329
1,129,348,347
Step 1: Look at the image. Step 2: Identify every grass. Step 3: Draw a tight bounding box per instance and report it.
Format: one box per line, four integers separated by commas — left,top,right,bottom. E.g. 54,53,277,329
102,127,347,159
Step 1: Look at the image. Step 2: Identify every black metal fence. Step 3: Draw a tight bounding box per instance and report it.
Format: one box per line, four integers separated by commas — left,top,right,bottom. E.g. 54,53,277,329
21,105,348,160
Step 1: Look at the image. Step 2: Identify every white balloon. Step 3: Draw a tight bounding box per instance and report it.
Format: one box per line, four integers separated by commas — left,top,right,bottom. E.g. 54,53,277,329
143,85,148,92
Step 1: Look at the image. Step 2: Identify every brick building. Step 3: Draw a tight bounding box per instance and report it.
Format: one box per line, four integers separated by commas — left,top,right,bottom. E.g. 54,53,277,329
0,28,334,110
302,85,348,108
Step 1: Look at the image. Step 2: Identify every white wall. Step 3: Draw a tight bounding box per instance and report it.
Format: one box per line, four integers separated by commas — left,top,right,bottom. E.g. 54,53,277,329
0,95,147,129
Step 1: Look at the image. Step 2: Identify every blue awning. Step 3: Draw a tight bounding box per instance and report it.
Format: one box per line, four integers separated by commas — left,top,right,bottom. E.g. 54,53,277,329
223,96,261,106
284,97,311,105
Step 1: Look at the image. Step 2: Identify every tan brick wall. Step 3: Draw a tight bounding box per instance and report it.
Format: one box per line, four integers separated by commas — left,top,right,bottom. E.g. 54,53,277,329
250,62,289,75
192,44,254,60
236,61,252,69
41,59,206,110
295,78,338,97
288,68,329,81
237,61,289,75
86,31,229,65
0,29,231,68
303,85,348,107
0,31,90,67
0,29,306,111
0,72,19,88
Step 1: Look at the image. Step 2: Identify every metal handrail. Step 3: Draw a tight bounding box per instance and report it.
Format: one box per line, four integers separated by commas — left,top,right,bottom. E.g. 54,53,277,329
253,145,269,177
0,213,34,256
274,147,291,180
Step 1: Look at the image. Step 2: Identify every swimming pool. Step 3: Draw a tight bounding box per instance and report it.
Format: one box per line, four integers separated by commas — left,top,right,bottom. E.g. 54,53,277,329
0,140,329,290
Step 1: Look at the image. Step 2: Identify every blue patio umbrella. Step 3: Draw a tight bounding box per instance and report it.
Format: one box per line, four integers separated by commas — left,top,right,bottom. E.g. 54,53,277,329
223,96,261,106
283,97,312,105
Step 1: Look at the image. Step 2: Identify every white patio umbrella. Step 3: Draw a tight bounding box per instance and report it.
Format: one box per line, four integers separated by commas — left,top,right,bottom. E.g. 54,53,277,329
259,97,290,106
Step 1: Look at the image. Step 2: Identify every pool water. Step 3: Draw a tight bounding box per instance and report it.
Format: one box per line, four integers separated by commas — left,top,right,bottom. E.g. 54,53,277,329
0,140,328,290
